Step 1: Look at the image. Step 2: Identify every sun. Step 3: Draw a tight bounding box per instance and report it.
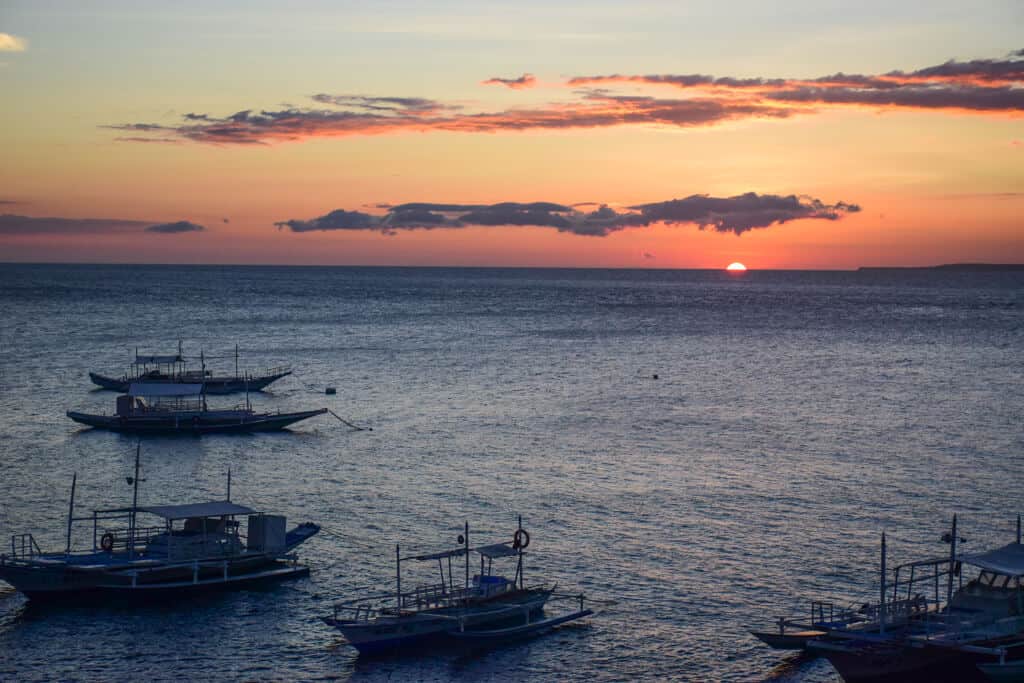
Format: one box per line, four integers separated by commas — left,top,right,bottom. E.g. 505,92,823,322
726,262,747,272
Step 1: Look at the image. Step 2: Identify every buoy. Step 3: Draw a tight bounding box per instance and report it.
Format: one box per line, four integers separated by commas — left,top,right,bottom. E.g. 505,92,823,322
652,374,659,380
325,387,337,395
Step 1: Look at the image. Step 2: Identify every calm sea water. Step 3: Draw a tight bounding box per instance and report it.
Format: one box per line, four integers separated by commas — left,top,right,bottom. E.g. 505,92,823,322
0,264,1021,682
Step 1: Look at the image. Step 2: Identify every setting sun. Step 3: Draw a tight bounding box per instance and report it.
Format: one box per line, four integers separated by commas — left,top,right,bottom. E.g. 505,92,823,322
726,262,747,271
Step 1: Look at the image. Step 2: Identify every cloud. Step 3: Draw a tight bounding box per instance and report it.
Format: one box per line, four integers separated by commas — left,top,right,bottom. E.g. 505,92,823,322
276,193,859,237
109,91,795,145
109,50,1021,146
0,214,205,235
144,220,206,234
482,74,537,89
0,33,27,52
569,50,1024,114
0,214,149,235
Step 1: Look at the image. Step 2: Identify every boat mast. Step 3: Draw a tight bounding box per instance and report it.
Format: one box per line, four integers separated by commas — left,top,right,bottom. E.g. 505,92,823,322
464,521,470,598
518,515,524,589
879,532,887,635
129,443,141,559
395,544,401,611
1017,514,1021,544
65,472,77,556
235,343,239,378
227,467,232,502
946,514,958,609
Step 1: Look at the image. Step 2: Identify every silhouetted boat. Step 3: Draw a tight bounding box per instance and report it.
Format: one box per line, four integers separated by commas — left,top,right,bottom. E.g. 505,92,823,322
67,383,325,434
755,516,1024,682
322,519,595,655
0,448,320,601
89,343,291,394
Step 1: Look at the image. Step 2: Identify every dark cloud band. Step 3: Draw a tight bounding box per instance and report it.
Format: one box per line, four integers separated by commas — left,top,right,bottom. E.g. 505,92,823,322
276,193,860,237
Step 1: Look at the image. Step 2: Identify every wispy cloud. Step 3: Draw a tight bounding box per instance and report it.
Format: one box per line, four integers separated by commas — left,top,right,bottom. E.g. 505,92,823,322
109,51,1021,146
0,33,27,52
482,74,537,89
569,50,1024,114
145,220,205,234
276,193,859,237
0,214,204,235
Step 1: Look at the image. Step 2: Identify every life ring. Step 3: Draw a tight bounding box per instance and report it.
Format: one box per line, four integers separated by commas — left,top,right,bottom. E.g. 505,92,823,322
513,529,530,550
100,533,115,552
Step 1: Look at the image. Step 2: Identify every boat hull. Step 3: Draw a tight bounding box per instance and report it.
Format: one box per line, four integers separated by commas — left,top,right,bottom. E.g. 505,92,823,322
326,589,553,655
89,371,292,394
66,408,326,434
0,524,320,601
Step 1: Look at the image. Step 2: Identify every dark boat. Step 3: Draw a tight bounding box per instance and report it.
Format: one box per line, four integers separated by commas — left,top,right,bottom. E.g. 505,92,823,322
89,343,291,394
0,449,320,601
68,383,326,435
322,519,597,655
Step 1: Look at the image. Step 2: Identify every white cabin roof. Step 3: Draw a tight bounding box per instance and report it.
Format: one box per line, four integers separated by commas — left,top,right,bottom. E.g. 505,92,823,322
962,543,1024,577
137,501,255,520
135,354,184,364
128,382,204,397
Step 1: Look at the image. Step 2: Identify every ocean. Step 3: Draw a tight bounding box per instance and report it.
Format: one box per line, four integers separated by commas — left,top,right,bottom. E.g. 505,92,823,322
0,264,1021,682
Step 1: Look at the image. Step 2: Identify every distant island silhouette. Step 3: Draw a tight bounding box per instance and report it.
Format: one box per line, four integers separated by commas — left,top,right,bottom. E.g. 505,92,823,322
859,263,1024,272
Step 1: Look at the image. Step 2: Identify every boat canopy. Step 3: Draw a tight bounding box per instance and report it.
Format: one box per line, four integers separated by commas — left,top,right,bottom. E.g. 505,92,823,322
137,501,255,520
962,543,1024,577
407,548,468,562
128,382,204,397
135,354,184,364
475,543,519,559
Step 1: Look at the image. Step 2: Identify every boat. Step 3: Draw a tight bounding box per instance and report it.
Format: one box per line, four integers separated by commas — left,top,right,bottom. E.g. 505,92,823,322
754,515,1024,682
0,448,320,601
89,343,291,394
67,382,326,434
322,519,596,655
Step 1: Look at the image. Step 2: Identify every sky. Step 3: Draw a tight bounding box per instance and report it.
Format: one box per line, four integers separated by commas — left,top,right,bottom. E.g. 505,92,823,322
1,1,1021,269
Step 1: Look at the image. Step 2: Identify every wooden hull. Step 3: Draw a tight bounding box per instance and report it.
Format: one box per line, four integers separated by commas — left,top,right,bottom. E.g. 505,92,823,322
751,629,827,650
326,589,553,655
89,371,292,394
66,408,326,434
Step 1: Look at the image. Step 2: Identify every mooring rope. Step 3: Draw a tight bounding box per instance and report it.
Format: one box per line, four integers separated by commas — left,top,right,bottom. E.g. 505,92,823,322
326,409,371,431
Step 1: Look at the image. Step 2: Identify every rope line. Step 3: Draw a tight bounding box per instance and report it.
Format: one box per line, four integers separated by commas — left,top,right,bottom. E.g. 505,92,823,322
326,410,370,431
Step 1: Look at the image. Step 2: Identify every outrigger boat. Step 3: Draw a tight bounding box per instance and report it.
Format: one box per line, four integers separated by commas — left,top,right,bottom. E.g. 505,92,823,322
89,343,291,394
754,515,1024,682
322,519,596,655
68,383,326,435
0,448,320,601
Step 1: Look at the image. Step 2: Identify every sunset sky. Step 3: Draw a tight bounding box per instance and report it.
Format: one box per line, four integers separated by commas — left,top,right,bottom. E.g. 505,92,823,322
1,1,1021,268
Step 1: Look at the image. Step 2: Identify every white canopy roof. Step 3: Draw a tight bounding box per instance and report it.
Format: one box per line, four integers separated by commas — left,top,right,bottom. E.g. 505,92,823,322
962,543,1024,577
128,382,204,397
137,501,255,520
134,354,184,364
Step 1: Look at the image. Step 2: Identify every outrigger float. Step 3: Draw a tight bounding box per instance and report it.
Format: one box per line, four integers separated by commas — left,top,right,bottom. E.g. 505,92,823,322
67,383,326,435
0,448,320,601
753,515,1024,682
89,343,291,395
322,519,599,655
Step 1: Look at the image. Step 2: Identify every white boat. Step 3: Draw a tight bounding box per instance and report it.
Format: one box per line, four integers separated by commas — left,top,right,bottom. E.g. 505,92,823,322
322,520,595,655
0,448,320,601
89,342,291,394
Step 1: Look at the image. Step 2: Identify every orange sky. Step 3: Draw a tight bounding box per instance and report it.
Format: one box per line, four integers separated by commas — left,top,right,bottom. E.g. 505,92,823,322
1,3,1022,268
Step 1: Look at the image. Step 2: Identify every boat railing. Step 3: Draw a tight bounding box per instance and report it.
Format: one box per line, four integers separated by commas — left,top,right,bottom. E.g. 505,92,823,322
251,365,290,378
9,533,42,560
99,525,167,552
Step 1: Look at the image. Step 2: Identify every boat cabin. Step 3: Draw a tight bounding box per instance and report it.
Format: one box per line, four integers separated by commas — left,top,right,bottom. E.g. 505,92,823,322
952,543,1024,617
116,383,207,416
